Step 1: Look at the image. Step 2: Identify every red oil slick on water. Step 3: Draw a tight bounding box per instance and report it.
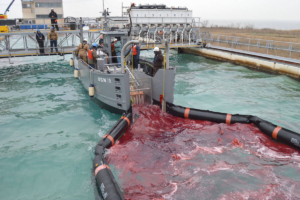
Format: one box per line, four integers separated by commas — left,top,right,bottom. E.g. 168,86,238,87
106,105,300,200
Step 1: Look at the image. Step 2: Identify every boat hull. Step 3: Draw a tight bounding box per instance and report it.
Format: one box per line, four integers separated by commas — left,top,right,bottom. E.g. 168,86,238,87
74,57,131,114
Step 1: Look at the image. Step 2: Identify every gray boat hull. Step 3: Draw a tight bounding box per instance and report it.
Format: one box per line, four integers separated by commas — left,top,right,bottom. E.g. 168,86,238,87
75,58,131,114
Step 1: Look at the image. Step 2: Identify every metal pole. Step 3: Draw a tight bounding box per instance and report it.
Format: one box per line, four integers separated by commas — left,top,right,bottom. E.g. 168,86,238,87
79,18,83,44
103,0,104,13
165,40,170,69
122,2,123,18
248,38,250,51
8,49,11,64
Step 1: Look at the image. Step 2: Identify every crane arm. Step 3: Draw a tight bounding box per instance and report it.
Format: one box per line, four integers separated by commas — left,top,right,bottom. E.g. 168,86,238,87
4,0,15,15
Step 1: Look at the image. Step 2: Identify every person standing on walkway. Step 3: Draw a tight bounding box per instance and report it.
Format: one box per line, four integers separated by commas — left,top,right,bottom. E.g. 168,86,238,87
153,47,164,76
48,27,58,53
88,43,100,68
76,38,89,63
114,38,122,67
36,29,45,54
49,8,59,31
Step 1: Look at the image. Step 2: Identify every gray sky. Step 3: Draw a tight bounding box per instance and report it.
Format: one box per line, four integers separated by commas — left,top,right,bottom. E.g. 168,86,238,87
2,0,300,21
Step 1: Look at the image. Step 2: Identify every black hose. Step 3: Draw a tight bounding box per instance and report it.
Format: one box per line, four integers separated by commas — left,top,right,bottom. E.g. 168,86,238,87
128,12,132,37
139,62,154,69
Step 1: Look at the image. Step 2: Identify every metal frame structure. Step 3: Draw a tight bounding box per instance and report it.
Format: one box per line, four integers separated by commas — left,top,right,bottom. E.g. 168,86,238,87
0,30,103,58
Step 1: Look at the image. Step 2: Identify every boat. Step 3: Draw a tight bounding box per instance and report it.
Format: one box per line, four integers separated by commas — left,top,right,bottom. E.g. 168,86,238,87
73,35,175,114
73,8,176,114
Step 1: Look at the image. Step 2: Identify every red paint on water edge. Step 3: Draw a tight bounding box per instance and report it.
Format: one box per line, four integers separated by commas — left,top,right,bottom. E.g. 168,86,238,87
106,105,300,200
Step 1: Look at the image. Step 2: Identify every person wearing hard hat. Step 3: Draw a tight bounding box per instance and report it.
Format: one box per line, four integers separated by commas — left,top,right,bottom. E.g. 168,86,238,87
48,27,58,53
36,29,45,54
114,38,122,67
153,47,164,76
49,8,59,31
76,38,90,63
88,43,100,68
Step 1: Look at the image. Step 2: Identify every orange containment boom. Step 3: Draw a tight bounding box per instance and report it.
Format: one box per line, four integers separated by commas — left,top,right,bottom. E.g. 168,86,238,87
166,102,300,151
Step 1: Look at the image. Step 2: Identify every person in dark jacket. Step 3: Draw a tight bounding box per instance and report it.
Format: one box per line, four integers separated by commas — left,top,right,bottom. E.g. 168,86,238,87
125,43,140,69
49,8,59,31
36,29,45,54
98,35,103,46
153,47,164,76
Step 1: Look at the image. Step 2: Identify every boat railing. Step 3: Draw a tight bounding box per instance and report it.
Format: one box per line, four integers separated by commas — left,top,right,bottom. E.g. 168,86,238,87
125,65,140,86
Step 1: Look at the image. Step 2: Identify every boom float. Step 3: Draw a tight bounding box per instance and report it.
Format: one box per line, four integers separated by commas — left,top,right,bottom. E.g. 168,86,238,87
166,102,300,151
93,112,132,200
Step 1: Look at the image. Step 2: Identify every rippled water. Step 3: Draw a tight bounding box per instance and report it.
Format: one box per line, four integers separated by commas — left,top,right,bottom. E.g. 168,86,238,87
108,105,300,199
0,57,117,199
0,51,300,199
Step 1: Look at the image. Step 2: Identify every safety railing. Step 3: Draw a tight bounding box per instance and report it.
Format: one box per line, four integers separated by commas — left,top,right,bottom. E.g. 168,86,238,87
200,33,300,60
4,46,69,64
0,30,104,51
6,17,103,32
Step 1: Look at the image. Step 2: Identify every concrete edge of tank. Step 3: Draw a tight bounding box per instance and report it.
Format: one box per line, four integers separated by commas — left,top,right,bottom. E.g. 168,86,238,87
181,48,300,80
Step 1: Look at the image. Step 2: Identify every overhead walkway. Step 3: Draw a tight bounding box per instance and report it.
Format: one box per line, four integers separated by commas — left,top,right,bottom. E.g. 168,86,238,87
0,30,203,59
0,30,103,59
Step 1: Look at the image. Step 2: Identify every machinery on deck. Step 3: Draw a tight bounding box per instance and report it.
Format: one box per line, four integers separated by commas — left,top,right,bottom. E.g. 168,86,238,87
126,4,202,46
0,0,16,33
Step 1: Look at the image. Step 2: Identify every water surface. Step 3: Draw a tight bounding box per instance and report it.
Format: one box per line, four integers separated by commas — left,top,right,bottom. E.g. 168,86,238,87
0,51,300,199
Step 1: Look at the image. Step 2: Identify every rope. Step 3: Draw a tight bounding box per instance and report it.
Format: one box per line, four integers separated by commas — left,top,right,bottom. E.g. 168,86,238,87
124,53,130,67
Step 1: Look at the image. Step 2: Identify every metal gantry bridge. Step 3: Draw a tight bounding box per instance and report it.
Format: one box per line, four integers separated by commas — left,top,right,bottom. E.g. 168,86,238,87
0,26,203,61
0,30,103,59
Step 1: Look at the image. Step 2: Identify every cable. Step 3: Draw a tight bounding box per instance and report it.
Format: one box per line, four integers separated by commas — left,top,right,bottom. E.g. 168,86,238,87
163,50,166,98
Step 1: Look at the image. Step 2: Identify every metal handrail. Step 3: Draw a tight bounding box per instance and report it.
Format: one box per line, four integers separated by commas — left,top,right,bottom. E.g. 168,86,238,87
201,33,300,59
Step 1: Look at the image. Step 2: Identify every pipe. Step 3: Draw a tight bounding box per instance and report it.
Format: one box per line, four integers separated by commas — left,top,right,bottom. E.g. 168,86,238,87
121,40,140,73
138,29,142,41
128,12,132,37
189,29,192,45
146,26,150,44
79,18,83,44
181,25,186,45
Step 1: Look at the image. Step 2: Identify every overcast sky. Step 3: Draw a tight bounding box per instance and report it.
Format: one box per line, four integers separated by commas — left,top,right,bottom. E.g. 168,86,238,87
2,0,300,21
